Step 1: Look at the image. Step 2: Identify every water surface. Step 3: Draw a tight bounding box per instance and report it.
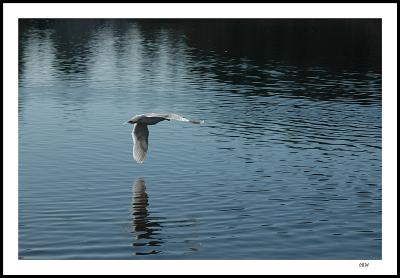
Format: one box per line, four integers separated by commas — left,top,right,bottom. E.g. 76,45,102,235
19,19,381,259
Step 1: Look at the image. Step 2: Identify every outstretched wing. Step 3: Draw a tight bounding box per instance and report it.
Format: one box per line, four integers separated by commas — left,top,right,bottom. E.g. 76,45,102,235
132,123,149,163
146,113,205,124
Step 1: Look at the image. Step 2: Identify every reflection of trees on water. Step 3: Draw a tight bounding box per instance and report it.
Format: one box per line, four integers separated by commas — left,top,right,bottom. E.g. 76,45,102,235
132,178,163,256
181,19,381,70
19,18,381,72
18,19,381,104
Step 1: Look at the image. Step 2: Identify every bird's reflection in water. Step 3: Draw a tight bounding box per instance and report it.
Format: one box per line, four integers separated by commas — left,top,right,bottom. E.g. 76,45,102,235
131,178,163,255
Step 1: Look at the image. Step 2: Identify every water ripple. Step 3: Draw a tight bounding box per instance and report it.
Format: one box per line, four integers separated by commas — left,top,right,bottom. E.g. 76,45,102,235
19,20,381,260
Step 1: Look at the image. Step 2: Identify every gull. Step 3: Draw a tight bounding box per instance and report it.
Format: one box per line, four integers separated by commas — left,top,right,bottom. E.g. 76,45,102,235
125,113,204,163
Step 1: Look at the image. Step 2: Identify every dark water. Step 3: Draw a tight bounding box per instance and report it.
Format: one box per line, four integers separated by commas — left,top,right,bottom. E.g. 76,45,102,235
18,19,382,259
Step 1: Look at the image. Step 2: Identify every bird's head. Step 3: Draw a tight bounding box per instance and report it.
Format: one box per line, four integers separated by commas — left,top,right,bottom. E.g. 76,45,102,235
125,114,143,125
123,119,136,125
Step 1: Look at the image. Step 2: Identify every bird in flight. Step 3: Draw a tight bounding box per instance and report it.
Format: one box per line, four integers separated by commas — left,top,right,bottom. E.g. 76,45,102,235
125,113,205,163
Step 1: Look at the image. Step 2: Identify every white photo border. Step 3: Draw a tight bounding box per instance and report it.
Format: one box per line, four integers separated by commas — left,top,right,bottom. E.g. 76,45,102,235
3,3,397,275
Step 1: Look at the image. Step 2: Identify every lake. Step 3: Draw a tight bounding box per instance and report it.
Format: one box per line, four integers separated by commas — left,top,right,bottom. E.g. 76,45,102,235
18,19,381,259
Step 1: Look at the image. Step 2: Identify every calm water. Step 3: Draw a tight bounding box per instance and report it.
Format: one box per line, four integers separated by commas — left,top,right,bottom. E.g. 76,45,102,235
18,20,382,259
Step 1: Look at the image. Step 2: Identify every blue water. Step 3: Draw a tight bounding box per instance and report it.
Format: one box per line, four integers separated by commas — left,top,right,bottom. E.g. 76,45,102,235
18,20,381,259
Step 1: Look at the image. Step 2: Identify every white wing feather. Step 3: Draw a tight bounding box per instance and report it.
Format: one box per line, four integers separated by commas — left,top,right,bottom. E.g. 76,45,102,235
145,113,204,124
132,123,149,163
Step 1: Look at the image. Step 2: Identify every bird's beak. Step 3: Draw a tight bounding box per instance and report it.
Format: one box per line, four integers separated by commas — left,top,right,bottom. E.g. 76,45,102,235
125,120,135,125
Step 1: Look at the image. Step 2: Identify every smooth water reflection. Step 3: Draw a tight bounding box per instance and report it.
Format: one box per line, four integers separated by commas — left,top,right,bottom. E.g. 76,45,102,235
19,19,381,259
